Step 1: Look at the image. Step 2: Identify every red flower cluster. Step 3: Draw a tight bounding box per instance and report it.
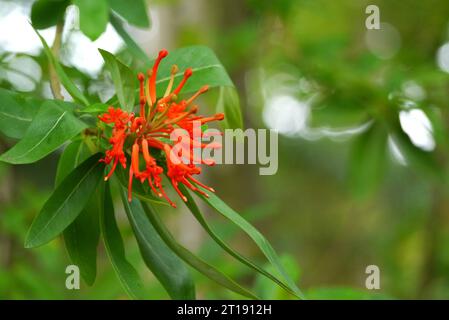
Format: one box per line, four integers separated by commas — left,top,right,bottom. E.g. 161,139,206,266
99,49,224,207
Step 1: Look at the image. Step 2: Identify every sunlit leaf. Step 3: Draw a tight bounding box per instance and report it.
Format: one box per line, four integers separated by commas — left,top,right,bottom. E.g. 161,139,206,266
25,154,104,248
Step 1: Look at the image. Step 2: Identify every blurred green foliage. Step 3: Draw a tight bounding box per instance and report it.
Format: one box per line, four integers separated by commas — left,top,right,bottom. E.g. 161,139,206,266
2,0,449,299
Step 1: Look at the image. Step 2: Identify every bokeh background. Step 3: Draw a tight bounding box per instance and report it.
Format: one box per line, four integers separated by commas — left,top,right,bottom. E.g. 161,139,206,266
2,0,449,299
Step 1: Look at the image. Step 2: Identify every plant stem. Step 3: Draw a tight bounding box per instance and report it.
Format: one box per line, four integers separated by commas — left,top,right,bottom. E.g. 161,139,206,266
49,21,64,100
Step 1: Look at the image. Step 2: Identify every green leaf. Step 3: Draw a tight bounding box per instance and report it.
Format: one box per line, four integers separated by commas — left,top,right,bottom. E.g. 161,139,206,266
31,0,69,29
141,202,259,299
100,183,147,299
56,140,100,286
154,46,234,97
109,13,149,64
34,29,90,106
120,190,195,299
99,49,136,112
180,185,299,298
192,186,305,299
107,0,150,28
78,103,109,114
24,153,104,248
0,101,86,164
73,0,109,41
348,122,388,198
0,88,40,139
216,86,243,130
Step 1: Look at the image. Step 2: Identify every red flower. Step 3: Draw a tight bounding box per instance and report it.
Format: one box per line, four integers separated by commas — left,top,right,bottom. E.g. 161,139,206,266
99,49,224,207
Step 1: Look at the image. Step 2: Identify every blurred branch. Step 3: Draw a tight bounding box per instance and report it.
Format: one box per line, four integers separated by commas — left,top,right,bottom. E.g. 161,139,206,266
49,21,64,100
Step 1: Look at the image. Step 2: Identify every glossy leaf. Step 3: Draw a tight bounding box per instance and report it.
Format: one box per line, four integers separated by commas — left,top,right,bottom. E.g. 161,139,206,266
34,29,90,106
107,0,150,28
193,186,305,299
73,0,109,41
181,185,299,298
100,183,147,299
78,103,109,114
216,86,243,130
31,0,69,29
141,202,258,299
55,140,100,286
0,101,86,164
24,154,104,248
120,191,195,299
99,49,136,112
348,122,388,198
0,88,40,139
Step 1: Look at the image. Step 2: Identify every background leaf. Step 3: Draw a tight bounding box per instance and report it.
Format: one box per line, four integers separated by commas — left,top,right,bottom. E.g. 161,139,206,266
73,0,109,41
100,183,147,299
348,121,388,198
120,191,195,299
31,0,69,29
107,0,150,28
0,101,86,164
24,153,103,248
55,140,100,286
99,49,135,112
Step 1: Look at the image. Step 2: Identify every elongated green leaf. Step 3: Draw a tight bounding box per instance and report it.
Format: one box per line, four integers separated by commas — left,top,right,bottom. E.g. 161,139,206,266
34,29,90,106
120,190,195,299
0,101,86,164
0,88,40,139
73,0,109,41
107,0,150,28
348,122,388,198
154,46,234,97
99,49,135,112
192,186,305,299
141,202,258,299
180,185,299,298
109,13,149,64
216,86,243,130
56,140,100,285
78,103,109,114
25,154,104,248
31,0,69,29
100,183,147,299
